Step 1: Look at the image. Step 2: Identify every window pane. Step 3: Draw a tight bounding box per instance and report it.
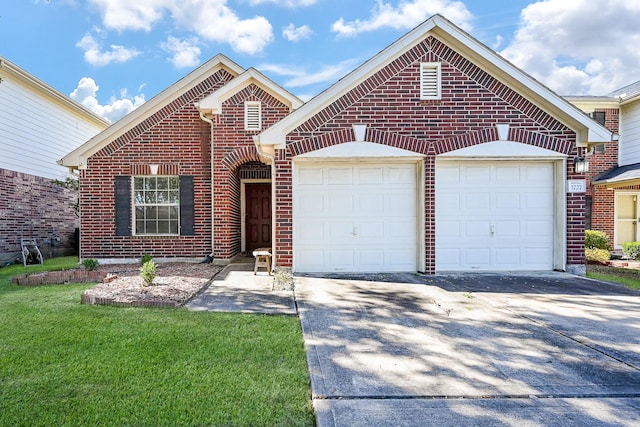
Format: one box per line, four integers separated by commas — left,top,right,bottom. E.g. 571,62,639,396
145,191,157,203
148,177,157,190
169,220,178,234
170,206,179,219
158,220,170,234
145,206,158,220
158,206,170,220
134,177,144,190
169,177,179,189
146,221,158,234
135,220,145,234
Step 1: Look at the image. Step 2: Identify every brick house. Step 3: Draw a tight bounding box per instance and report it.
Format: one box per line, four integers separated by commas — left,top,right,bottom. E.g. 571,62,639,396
568,81,640,252
0,57,109,263
60,15,611,275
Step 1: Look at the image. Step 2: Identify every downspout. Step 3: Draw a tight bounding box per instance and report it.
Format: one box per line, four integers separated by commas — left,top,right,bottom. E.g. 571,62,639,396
199,111,216,260
252,135,276,272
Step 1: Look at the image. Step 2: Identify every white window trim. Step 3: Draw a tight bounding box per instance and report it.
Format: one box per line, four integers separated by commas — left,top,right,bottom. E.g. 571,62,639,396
132,175,180,236
245,101,262,131
420,62,441,100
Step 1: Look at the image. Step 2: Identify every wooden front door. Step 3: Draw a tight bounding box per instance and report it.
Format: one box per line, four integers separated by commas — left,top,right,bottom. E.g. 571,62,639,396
245,183,271,252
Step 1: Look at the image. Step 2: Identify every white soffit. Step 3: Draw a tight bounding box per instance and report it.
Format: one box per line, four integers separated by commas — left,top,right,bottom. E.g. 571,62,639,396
294,141,424,161
438,140,566,159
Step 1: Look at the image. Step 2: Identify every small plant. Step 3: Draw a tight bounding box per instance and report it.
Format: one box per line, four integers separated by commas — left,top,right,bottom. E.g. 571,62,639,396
622,242,640,260
82,258,99,271
585,230,610,250
140,253,153,265
586,248,611,264
140,259,156,286
272,267,294,291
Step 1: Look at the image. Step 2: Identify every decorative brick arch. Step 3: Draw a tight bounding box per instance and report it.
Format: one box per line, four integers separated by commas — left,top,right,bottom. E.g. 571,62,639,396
221,146,262,171
287,127,424,156
434,127,574,156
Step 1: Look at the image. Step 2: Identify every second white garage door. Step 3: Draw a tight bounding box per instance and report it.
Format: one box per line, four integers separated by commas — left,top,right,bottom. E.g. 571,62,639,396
293,163,418,273
436,161,554,271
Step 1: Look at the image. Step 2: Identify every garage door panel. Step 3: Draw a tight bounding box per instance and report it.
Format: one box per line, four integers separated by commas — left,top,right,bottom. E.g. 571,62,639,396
298,168,323,185
295,162,417,273
465,192,491,210
328,168,353,184
436,161,554,271
358,167,384,184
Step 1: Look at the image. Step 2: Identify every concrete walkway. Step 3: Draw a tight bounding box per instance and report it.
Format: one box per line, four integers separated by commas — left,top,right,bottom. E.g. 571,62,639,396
185,263,296,315
295,272,640,426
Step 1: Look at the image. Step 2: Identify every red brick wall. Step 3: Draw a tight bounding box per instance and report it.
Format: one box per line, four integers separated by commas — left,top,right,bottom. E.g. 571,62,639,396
276,35,582,273
212,85,291,259
79,71,235,259
81,73,290,261
585,108,620,244
0,168,78,257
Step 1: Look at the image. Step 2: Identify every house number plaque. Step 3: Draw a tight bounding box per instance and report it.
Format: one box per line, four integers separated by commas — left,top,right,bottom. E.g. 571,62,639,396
567,179,586,193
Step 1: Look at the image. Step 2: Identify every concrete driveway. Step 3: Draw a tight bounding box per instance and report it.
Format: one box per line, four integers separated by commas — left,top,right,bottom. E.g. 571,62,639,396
295,272,640,426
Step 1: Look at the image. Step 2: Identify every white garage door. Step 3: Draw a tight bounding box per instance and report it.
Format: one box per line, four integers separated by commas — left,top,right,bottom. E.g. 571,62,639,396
294,163,417,273
436,161,554,271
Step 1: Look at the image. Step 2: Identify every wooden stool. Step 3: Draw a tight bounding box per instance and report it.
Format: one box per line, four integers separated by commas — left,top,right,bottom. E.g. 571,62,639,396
252,247,272,275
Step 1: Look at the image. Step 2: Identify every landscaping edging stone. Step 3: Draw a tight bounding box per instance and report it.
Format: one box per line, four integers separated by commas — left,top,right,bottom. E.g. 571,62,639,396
79,293,179,308
12,270,107,286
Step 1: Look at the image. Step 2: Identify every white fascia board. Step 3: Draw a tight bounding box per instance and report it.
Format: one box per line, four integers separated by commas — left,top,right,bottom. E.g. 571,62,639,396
1,57,110,129
565,97,619,111
196,68,303,115
59,54,245,169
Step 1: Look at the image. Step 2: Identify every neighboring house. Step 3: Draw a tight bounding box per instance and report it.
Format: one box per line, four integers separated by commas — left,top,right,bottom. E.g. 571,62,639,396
568,81,640,252
60,15,611,275
0,57,110,263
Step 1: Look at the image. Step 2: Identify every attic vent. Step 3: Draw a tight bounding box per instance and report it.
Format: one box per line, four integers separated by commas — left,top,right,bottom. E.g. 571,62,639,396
420,62,441,100
591,111,606,126
245,101,261,131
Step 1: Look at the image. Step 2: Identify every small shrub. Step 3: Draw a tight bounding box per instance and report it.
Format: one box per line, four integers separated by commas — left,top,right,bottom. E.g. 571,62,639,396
585,230,609,250
140,253,153,265
585,248,610,264
140,260,156,286
82,259,99,271
622,242,640,260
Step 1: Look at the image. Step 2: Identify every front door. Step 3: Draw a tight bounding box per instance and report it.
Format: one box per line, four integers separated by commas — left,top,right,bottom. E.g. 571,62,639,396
615,192,640,248
245,183,271,252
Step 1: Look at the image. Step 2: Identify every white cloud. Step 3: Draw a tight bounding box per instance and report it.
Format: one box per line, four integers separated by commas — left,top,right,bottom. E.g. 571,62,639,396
249,0,318,6
161,36,201,68
331,0,473,37
260,58,361,88
76,34,140,66
89,0,274,55
282,24,312,42
500,0,640,95
70,77,146,122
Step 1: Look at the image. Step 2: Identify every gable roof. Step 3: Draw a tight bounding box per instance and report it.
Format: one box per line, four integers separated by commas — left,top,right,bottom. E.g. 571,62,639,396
196,67,303,116
59,54,245,170
255,14,612,149
0,56,110,129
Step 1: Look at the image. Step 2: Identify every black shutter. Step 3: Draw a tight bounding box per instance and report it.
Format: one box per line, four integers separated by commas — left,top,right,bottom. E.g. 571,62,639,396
115,176,131,236
180,176,195,236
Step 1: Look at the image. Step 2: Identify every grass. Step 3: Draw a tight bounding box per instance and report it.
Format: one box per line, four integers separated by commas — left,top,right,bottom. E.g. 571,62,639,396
0,258,314,426
586,263,640,290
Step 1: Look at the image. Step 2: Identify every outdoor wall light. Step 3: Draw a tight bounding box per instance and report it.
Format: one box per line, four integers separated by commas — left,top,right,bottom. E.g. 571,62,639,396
574,156,589,173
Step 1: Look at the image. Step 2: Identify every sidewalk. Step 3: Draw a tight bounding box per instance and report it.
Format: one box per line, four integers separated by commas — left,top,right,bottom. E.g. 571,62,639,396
185,263,297,315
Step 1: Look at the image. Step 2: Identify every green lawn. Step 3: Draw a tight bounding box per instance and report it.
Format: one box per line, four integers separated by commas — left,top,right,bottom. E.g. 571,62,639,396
0,258,314,426
587,271,640,290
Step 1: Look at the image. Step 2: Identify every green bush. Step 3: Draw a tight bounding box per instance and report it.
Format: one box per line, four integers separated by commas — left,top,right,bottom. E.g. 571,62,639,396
585,230,609,249
82,259,99,271
140,260,156,286
585,248,610,264
140,253,153,265
622,242,640,260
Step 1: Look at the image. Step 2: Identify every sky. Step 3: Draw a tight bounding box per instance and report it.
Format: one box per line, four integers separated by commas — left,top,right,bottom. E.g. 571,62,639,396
1,0,638,123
